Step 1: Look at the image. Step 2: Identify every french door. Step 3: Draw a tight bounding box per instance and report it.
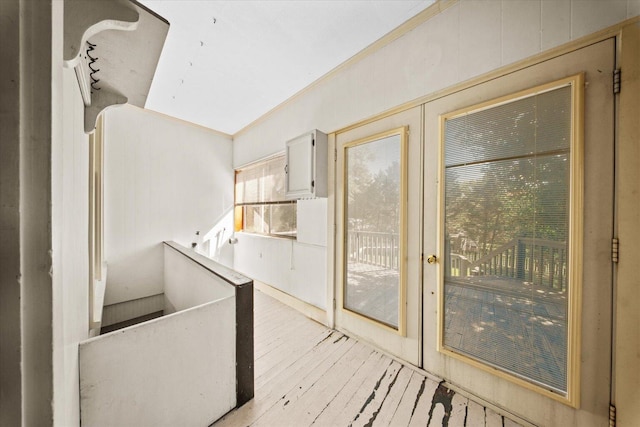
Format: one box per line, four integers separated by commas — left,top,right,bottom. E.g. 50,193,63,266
422,39,615,425
335,106,422,365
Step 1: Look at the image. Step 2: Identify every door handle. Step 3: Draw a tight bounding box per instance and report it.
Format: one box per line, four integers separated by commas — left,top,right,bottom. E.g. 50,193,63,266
427,254,437,264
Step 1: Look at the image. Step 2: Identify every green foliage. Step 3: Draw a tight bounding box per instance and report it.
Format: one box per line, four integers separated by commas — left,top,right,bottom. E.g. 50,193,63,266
346,138,401,234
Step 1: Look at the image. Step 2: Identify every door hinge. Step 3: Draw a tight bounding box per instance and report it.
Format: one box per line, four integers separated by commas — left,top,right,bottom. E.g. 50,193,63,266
312,137,315,147
334,148,337,162
311,180,315,188
333,298,336,309
613,68,621,94
612,238,619,263
609,404,616,427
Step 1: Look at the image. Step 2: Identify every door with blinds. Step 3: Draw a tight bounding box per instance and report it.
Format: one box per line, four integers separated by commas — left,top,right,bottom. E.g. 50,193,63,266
422,39,615,425
335,106,422,365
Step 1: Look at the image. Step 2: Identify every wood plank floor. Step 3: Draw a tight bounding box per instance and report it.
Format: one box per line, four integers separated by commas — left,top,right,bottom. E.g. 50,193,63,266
213,290,524,427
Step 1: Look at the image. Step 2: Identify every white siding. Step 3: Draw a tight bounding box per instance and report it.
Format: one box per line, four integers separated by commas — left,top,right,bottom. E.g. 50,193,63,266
230,0,638,337
51,4,92,423
233,0,639,167
104,106,234,305
79,297,236,427
233,232,327,309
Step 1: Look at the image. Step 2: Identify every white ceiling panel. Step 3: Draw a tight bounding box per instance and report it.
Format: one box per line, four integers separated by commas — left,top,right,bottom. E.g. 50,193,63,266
140,0,435,134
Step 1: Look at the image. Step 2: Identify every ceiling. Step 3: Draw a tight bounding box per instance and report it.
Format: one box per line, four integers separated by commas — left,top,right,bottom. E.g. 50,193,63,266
139,0,435,135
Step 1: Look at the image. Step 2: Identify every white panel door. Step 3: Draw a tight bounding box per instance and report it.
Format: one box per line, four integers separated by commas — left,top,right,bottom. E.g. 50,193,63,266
422,39,615,425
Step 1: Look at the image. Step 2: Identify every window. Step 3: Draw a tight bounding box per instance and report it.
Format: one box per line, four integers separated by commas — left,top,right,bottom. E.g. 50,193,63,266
343,128,407,332
89,113,105,329
235,155,296,238
440,77,582,397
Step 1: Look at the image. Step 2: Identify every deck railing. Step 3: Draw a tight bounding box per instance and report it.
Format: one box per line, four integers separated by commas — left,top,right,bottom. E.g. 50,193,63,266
346,231,567,290
449,237,568,291
347,231,399,270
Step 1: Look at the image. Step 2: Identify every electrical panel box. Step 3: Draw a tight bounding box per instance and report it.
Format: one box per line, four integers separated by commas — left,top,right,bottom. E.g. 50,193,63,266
285,130,328,199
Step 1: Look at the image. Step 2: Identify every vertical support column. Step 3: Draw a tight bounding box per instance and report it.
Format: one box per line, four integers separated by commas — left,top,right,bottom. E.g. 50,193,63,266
21,1,55,425
0,1,22,424
235,281,254,407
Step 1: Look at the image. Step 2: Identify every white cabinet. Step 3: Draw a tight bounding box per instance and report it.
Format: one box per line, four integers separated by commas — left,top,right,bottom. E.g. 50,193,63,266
285,130,328,199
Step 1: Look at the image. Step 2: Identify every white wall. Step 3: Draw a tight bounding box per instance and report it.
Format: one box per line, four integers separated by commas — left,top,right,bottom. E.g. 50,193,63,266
79,296,236,427
0,2,91,425
164,244,234,313
233,0,640,167
51,64,92,426
104,106,234,306
230,0,640,423
231,0,638,316
233,198,327,309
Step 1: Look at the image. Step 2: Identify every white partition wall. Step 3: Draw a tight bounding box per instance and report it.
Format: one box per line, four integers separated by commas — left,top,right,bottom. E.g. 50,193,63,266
164,243,234,313
79,297,236,427
79,242,254,427
104,105,234,307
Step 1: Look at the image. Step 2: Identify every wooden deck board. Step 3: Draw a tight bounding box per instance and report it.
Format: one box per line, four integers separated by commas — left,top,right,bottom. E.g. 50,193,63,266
407,378,438,427
449,393,470,427
350,360,405,426
213,289,524,427
255,329,333,390
387,373,427,426
258,341,375,427
309,350,386,426
366,364,413,426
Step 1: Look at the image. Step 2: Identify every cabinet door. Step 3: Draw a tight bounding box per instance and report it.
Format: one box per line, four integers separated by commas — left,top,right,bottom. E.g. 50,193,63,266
286,132,314,199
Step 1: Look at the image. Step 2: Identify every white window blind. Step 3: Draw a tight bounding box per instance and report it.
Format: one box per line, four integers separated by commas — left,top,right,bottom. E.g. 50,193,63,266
235,156,287,204
443,84,573,394
235,155,296,238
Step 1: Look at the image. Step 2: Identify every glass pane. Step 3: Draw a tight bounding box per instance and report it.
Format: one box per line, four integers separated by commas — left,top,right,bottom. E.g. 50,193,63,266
344,133,403,329
269,204,297,237
445,86,571,167
265,156,287,201
243,205,266,234
443,86,572,393
235,155,287,204
236,165,261,204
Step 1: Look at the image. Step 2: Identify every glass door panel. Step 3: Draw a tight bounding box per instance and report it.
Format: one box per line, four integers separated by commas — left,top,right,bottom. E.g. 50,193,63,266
442,83,573,394
334,106,421,365
344,132,405,330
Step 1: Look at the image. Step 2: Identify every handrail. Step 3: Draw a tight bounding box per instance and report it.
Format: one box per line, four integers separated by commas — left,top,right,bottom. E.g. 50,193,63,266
163,241,254,406
164,240,251,287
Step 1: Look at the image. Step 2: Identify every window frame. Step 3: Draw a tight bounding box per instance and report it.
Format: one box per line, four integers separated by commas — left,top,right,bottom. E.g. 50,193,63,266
89,113,105,330
341,126,409,336
436,74,585,406
234,154,297,239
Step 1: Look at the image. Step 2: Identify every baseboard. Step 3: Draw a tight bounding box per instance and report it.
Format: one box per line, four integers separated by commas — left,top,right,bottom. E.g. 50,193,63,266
254,280,328,326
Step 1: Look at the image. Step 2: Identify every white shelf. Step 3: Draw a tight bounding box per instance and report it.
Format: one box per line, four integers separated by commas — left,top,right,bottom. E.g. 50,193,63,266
64,0,169,133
